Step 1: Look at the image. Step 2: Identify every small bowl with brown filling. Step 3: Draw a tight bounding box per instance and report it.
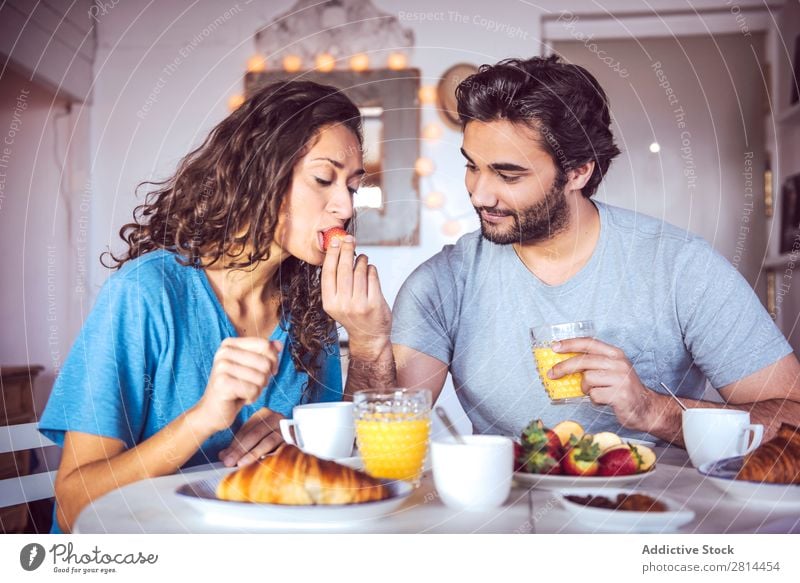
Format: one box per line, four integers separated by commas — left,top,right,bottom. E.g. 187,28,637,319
556,488,695,532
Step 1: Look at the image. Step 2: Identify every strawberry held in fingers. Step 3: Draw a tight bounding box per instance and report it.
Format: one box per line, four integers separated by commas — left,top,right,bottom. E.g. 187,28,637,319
321,227,348,251
561,435,601,476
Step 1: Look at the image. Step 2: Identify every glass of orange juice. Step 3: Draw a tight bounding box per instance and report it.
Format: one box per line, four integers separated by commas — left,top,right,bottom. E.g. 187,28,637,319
531,321,595,403
354,388,432,487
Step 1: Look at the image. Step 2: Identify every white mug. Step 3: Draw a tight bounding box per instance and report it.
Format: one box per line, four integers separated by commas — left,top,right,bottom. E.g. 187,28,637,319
431,435,513,511
279,402,355,460
682,409,763,468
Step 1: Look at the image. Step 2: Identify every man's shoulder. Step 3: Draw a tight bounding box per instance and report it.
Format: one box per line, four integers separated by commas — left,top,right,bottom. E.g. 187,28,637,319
600,201,695,243
599,201,725,282
415,229,486,270
401,230,494,296
599,201,712,256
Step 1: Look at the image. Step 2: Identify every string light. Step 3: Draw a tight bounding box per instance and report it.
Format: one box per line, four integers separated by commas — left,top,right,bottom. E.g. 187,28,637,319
442,220,462,237
228,94,245,111
387,52,408,70
283,55,303,72
422,122,443,141
349,53,370,72
425,191,445,209
246,55,266,73
316,53,336,72
418,85,437,105
414,157,435,176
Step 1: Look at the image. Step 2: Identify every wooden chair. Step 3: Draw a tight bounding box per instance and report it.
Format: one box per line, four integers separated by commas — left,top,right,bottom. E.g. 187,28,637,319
1,365,55,532
0,421,57,501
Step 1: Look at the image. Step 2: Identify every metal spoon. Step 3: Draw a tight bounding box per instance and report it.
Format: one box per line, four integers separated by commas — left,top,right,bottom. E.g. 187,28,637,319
660,381,688,411
435,407,466,444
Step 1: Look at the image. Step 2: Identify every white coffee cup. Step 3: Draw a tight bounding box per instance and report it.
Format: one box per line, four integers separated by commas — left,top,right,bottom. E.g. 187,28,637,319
682,409,764,468
279,402,355,460
431,435,513,511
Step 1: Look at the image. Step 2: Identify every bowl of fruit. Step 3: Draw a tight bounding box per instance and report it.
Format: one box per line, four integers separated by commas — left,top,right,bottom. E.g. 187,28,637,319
513,419,657,489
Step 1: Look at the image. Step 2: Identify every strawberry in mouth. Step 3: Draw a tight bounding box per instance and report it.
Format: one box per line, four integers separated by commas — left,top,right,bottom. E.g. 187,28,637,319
321,227,349,251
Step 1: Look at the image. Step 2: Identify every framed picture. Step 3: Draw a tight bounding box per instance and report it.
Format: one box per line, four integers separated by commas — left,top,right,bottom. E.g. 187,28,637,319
792,35,800,105
780,173,800,254
244,69,421,246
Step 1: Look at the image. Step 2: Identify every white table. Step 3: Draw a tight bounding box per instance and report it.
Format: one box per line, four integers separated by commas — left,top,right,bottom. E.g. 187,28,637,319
74,447,800,534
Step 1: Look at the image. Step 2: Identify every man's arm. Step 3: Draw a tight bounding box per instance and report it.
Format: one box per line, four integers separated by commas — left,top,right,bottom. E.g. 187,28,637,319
394,344,450,404
645,353,800,447
549,339,800,447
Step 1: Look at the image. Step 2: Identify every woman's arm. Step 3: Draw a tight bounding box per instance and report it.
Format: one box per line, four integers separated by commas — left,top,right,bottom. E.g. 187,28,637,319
54,406,213,533
321,236,394,395
54,335,282,532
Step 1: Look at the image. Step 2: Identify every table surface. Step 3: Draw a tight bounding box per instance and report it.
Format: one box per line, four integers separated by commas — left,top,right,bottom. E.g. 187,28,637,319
74,447,800,534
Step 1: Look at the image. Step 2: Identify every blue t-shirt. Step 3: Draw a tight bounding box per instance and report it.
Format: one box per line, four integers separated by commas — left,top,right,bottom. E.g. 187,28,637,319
392,201,792,442
39,250,342,531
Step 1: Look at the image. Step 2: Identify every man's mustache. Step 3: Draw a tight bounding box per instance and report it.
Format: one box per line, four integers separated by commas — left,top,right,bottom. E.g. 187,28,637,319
474,206,515,217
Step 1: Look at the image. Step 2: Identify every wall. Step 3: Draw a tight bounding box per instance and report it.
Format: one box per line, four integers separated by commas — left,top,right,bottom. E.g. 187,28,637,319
765,0,800,353
553,33,768,298
0,68,86,417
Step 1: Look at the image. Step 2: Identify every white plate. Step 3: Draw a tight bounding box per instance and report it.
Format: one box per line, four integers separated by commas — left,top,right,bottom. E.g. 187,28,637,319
698,456,800,507
557,487,695,532
515,466,655,489
176,475,413,526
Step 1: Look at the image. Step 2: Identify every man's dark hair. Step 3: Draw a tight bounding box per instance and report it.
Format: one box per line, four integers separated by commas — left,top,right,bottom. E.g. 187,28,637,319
455,55,620,198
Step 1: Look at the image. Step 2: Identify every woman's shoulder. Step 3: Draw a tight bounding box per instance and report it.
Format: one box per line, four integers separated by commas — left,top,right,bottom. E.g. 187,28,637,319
96,249,199,308
111,249,195,284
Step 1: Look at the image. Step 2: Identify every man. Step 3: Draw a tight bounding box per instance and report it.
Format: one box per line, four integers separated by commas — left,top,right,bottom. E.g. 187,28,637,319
386,55,800,445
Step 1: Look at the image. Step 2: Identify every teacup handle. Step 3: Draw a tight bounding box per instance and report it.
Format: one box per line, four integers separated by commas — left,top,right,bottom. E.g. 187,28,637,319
279,419,304,449
740,423,764,455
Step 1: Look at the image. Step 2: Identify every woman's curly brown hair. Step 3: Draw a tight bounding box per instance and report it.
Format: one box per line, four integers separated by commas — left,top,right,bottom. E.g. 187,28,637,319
102,80,362,399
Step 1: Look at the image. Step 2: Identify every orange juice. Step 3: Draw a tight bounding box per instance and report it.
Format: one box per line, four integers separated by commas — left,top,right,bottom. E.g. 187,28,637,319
355,414,431,483
534,347,584,401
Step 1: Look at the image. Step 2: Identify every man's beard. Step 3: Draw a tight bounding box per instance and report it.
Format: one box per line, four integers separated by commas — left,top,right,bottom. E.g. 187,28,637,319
475,172,570,245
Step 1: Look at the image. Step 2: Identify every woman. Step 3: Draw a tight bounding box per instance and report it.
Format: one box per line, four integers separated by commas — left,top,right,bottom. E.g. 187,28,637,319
38,81,392,533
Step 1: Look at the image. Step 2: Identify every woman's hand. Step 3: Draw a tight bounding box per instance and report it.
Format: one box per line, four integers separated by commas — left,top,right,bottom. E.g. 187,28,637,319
193,337,282,435
321,235,391,356
218,407,286,467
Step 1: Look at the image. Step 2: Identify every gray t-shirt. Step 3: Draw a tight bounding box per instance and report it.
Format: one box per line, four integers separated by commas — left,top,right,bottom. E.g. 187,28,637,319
392,201,792,442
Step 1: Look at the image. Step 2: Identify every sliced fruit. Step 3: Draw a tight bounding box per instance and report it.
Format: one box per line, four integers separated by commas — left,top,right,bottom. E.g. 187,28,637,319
634,444,657,472
561,434,601,476
321,227,348,251
598,444,640,477
592,431,623,452
552,420,585,447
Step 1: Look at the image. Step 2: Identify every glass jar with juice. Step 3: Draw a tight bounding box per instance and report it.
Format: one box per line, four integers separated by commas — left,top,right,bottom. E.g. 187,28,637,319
530,320,595,403
353,388,431,486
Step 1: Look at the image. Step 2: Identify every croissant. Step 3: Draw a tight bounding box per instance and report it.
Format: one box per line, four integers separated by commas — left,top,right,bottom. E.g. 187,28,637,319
737,423,800,484
216,444,389,505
